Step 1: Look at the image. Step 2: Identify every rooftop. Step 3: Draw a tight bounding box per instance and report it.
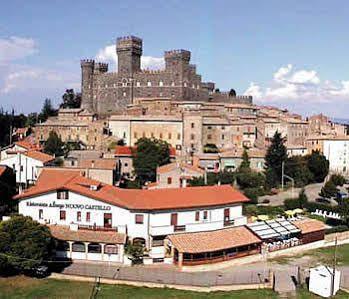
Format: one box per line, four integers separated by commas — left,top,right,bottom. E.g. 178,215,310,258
14,169,249,211
167,226,261,253
23,151,54,163
292,219,325,234
157,162,204,175
49,225,126,244
115,146,176,157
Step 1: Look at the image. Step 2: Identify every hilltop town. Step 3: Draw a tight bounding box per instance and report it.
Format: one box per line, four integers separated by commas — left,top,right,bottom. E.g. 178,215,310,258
1,34,349,298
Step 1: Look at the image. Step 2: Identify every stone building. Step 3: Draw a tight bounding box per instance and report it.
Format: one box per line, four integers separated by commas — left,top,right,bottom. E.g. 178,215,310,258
80,35,251,114
34,109,109,150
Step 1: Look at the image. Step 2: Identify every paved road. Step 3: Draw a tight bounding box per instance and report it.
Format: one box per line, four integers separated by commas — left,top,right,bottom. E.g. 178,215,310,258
61,261,270,287
259,183,323,206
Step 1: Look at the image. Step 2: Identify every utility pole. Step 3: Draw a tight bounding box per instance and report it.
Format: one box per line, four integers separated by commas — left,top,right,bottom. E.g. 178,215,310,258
330,236,338,298
9,125,13,145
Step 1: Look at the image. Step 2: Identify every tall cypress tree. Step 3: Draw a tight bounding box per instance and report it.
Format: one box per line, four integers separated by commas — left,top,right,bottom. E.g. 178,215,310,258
264,131,287,189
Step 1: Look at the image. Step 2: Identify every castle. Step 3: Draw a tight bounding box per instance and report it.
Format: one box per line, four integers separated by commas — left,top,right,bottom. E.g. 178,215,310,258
81,35,252,114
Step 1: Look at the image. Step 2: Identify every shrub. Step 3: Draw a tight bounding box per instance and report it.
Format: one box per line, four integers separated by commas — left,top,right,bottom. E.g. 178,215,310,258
330,174,346,186
304,202,338,213
319,180,338,198
244,187,265,204
237,171,265,189
284,198,301,210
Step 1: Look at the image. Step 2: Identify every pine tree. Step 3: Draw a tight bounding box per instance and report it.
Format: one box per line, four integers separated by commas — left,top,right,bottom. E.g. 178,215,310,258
264,131,287,188
239,148,251,172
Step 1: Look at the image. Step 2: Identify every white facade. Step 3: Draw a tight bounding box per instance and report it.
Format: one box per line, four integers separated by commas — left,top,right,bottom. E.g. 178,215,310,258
108,120,131,145
0,153,46,185
323,139,349,175
18,189,246,251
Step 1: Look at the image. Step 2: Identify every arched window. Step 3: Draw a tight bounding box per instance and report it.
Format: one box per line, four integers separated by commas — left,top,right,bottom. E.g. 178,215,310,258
159,81,163,87
88,243,102,253
72,242,85,252
105,244,118,254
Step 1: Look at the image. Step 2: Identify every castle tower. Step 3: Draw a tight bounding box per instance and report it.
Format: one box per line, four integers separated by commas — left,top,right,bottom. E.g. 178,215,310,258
80,59,95,111
164,49,191,74
94,62,108,74
116,36,142,75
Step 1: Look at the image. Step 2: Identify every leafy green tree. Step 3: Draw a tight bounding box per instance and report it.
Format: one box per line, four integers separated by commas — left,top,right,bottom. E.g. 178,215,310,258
243,187,265,204
320,180,338,198
25,113,38,127
284,156,314,187
39,98,57,122
60,89,81,109
0,215,54,274
330,174,346,186
236,171,265,189
125,241,144,265
44,131,64,157
264,131,287,189
298,188,308,207
133,138,171,183
307,150,329,183
284,188,308,210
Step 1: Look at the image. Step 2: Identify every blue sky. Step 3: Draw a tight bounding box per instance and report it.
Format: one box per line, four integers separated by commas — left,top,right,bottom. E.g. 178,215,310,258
1,0,349,117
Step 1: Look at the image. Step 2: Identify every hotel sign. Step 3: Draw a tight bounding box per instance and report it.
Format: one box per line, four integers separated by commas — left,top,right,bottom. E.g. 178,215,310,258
26,201,111,211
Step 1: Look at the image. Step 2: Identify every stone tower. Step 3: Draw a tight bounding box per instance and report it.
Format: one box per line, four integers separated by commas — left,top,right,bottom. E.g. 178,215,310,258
164,50,191,74
80,59,95,111
116,36,142,75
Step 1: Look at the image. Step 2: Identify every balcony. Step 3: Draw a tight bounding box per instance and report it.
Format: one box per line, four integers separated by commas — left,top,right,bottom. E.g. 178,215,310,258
150,217,247,236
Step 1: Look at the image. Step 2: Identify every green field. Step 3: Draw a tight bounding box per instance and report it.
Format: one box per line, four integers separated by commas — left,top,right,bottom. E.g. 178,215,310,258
0,276,348,298
271,243,349,266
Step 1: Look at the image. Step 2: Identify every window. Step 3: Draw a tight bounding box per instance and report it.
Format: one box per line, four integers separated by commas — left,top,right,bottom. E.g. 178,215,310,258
167,177,172,185
104,213,112,228
135,214,144,224
221,126,225,130
203,211,208,220
195,211,200,221
39,209,43,220
147,81,152,87
171,81,175,87
159,81,163,87
184,82,187,87
168,133,172,139
136,81,141,87
222,134,225,140
171,213,178,226
77,211,81,222
60,210,66,221
123,92,126,97
72,242,85,252
177,133,181,140
88,243,101,253
160,133,163,139
105,244,118,254
207,134,212,140
151,132,154,138
191,134,195,140
86,212,90,222
191,122,195,129
134,132,138,138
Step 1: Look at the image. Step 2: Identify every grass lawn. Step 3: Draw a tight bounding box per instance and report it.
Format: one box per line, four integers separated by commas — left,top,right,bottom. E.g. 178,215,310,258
270,244,349,266
0,276,278,299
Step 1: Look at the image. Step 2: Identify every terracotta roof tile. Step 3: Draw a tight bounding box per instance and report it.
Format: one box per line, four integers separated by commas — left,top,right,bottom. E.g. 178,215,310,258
167,226,261,253
23,151,54,163
157,162,204,175
293,219,325,234
15,140,41,151
78,159,117,170
115,146,176,157
0,166,7,177
49,225,126,244
14,169,249,211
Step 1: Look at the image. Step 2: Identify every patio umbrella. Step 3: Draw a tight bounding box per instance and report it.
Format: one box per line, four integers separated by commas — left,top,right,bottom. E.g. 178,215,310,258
293,208,304,214
257,214,269,221
285,210,295,216
251,216,258,222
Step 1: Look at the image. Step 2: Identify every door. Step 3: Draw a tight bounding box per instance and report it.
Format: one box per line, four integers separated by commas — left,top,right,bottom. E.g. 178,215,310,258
104,213,112,228
171,213,178,226
224,208,230,222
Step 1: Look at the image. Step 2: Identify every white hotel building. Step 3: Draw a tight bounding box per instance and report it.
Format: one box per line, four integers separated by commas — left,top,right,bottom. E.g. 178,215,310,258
15,168,260,266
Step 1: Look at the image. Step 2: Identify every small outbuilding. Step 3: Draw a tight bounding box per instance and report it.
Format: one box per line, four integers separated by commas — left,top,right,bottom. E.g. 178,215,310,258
309,265,340,298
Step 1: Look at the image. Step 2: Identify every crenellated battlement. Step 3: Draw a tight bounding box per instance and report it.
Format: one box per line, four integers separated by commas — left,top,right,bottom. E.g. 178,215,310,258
81,59,95,66
164,49,191,61
117,35,142,43
95,62,108,73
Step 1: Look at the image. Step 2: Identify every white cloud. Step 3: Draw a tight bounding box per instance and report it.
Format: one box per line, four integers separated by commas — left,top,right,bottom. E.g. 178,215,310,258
243,64,349,117
0,36,37,64
1,66,78,94
96,44,165,70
